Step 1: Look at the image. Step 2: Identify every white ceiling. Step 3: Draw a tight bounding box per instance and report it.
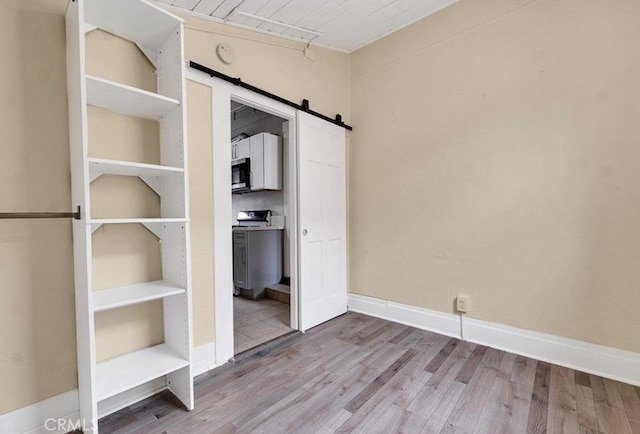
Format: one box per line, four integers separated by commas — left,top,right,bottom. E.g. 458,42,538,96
155,0,460,52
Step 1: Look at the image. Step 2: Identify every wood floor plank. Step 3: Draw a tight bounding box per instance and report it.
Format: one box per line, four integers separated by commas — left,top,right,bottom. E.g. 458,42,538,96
547,365,580,434
316,409,353,434
354,402,428,434
575,371,592,388
98,313,640,434
344,348,417,413
421,380,466,433
456,345,487,384
388,326,413,344
526,361,551,434
591,376,634,434
244,363,378,433
425,338,459,373
441,348,503,433
336,353,434,432
617,381,640,425
576,384,599,432
407,341,475,418
510,355,537,385
474,373,535,434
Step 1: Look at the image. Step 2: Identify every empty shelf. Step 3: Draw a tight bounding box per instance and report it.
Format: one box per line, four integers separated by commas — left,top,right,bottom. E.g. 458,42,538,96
95,344,188,401
88,158,184,179
93,281,185,312
84,0,182,51
88,218,187,224
86,75,179,120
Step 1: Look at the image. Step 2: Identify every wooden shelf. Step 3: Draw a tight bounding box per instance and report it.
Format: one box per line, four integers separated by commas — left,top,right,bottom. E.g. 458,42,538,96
84,0,183,50
86,75,179,121
95,344,188,401
88,158,184,179
93,281,185,312
88,218,187,225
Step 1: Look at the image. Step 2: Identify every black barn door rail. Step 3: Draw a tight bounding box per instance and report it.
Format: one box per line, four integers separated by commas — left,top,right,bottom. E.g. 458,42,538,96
0,206,81,220
189,61,353,131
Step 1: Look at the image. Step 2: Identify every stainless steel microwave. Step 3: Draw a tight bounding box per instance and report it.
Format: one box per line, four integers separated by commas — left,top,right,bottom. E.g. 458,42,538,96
232,158,251,193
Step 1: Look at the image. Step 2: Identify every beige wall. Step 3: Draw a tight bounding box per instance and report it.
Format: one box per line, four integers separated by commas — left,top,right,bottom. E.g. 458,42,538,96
183,14,351,120
187,80,215,346
0,5,76,415
350,0,640,353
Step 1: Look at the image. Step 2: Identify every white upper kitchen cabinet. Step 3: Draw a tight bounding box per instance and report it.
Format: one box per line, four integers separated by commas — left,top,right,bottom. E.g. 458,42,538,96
250,133,282,191
234,137,251,160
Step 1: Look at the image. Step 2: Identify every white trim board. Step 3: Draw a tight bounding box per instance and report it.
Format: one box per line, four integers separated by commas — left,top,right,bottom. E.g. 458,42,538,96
186,71,301,365
463,317,640,387
348,293,640,387
0,390,79,434
192,341,218,377
348,293,462,339
0,343,218,434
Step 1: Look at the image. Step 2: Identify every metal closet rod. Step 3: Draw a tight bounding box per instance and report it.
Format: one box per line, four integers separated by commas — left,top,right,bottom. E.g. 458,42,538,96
189,61,353,131
0,206,81,220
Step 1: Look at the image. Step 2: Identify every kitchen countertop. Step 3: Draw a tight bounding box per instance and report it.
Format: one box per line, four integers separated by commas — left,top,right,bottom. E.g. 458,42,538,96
232,226,284,232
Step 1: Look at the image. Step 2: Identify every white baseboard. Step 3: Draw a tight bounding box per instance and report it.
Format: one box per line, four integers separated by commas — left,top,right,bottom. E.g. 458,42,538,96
348,293,640,387
0,342,218,433
464,317,640,387
348,293,461,339
0,390,79,434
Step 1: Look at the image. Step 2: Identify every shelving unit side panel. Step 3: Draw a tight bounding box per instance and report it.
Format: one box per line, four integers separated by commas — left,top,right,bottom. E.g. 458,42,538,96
158,26,187,171
67,1,97,431
157,24,184,102
71,222,98,431
159,175,187,219
159,107,185,169
161,222,189,291
162,223,192,359
167,366,194,410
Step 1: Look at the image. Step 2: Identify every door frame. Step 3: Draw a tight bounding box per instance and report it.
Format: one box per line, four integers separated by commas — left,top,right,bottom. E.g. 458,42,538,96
187,69,299,365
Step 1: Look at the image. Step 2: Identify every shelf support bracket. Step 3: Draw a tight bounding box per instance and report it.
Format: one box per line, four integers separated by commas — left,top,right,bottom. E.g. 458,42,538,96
140,176,163,196
142,222,163,239
136,44,158,69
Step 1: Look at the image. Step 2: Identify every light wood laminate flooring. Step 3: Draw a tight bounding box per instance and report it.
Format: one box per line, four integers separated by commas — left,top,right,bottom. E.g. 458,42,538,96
100,312,640,434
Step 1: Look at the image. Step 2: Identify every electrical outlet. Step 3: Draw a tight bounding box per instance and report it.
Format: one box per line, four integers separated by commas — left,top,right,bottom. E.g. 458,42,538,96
456,296,470,313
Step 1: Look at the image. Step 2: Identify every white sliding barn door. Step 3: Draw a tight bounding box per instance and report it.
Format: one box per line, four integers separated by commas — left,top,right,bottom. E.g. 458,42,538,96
297,111,347,331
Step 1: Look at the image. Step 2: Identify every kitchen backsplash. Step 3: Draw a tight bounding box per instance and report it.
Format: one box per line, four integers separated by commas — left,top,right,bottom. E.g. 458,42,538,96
232,190,285,224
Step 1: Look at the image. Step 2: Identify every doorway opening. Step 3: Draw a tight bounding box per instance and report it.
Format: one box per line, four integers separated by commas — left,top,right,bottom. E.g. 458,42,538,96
230,101,296,355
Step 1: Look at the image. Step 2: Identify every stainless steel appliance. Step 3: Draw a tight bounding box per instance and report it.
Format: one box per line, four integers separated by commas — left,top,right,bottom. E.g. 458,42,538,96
235,210,271,227
231,158,251,193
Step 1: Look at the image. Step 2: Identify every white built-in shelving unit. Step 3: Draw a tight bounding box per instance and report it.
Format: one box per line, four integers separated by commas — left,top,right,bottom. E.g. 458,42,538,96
66,0,193,431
